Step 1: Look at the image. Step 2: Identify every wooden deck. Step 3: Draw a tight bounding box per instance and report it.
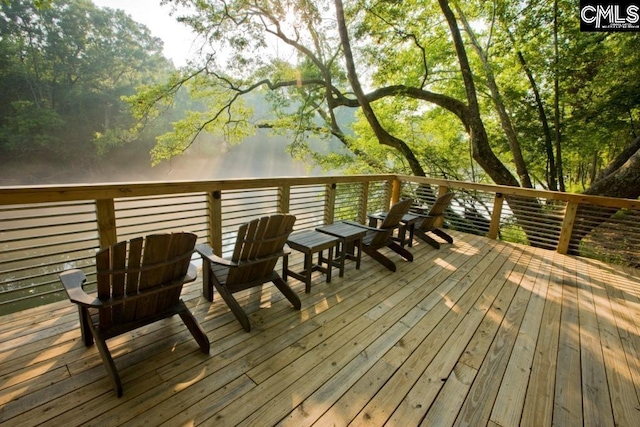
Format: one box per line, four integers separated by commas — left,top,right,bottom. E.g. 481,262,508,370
1,231,640,426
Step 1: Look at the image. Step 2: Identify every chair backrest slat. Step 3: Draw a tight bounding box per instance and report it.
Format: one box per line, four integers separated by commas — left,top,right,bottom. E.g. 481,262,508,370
96,246,112,328
122,238,143,323
95,232,196,331
368,199,413,248
227,214,295,286
418,192,454,231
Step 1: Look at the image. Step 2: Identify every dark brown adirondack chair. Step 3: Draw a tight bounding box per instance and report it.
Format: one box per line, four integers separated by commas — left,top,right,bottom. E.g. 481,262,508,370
413,192,455,249
344,198,414,272
195,214,301,332
60,232,210,397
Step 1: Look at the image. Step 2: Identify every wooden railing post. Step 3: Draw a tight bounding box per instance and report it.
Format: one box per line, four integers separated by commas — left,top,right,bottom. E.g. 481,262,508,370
95,198,117,248
359,181,369,224
278,185,290,214
324,183,336,225
557,201,579,254
488,193,504,240
208,191,223,256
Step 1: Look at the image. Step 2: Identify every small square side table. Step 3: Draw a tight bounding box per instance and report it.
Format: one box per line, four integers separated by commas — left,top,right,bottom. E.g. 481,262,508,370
283,230,339,293
316,221,367,277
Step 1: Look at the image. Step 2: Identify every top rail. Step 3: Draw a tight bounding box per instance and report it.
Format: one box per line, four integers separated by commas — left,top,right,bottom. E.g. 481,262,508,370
1,174,638,315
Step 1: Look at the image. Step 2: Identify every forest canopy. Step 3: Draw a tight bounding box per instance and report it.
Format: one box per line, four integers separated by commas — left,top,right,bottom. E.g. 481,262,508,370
1,0,640,201
0,0,176,183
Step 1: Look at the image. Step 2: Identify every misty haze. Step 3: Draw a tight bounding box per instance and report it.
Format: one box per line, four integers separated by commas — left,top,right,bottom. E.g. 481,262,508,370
0,129,326,186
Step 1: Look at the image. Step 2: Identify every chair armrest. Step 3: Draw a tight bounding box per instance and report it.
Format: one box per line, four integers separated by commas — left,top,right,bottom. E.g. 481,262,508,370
195,243,237,267
196,242,292,269
60,270,103,308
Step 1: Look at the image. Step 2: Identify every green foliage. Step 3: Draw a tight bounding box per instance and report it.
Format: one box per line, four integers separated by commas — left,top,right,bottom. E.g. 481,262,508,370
5,0,640,191
0,101,64,156
0,0,173,178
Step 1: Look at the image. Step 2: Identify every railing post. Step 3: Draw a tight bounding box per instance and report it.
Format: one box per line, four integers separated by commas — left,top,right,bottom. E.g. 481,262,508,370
488,193,504,240
324,183,336,225
557,201,579,254
359,181,369,224
208,191,223,256
278,185,290,214
95,198,117,248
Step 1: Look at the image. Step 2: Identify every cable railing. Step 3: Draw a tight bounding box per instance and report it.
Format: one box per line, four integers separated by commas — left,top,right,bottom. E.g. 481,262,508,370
1,174,638,315
399,176,640,266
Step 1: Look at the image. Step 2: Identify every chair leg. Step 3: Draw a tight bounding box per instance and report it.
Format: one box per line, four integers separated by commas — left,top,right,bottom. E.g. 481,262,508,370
433,228,454,244
214,283,252,332
387,241,413,262
177,301,210,354
362,246,396,272
202,262,215,302
273,276,302,310
414,230,441,249
78,306,94,347
90,327,123,397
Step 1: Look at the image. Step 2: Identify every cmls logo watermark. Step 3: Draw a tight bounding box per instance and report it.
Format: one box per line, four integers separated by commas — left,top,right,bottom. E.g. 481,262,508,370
580,1,640,31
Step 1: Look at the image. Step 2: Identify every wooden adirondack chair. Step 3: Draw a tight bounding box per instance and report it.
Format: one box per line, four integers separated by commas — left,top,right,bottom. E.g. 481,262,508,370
60,232,210,397
344,198,414,272
195,214,301,332
413,192,455,248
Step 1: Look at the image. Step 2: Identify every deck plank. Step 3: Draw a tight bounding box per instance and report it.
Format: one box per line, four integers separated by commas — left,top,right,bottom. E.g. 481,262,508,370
576,256,615,427
553,254,583,427
520,252,564,427
1,231,639,427
588,258,640,427
489,247,551,427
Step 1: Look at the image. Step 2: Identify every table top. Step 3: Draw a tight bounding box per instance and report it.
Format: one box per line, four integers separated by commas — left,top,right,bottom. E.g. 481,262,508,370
287,229,339,251
317,221,368,239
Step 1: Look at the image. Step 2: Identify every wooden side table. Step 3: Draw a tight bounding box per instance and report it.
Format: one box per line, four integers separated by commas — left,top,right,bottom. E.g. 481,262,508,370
316,221,367,277
283,230,339,293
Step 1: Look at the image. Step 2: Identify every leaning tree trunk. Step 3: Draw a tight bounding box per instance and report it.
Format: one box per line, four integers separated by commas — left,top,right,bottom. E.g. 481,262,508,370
506,27,558,191
568,138,640,254
440,0,563,248
334,0,426,177
455,4,533,189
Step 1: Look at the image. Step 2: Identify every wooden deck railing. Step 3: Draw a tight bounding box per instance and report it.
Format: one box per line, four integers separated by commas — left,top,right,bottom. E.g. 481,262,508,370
1,174,639,315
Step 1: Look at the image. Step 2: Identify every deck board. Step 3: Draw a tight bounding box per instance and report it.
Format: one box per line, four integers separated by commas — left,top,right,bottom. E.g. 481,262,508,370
1,231,639,426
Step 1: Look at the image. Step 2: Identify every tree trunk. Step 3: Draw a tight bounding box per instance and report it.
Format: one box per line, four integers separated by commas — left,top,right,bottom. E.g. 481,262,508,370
507,29,558,191
333,0,426,177
455,4,533,188
438,0,519,188
553,0,565,192
568,138,640,254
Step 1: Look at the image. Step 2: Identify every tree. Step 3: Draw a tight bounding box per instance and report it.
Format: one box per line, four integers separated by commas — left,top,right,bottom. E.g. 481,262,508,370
138,0,640,205
0,0,172,180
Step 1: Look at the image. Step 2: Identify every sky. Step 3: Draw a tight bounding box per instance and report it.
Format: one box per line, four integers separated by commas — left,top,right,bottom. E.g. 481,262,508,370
92,0,196,67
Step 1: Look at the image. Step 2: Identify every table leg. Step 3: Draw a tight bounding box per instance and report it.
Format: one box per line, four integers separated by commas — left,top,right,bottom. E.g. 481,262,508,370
282,254,289,281
338,241,345,277
326,246,333,282
304,252,312,293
